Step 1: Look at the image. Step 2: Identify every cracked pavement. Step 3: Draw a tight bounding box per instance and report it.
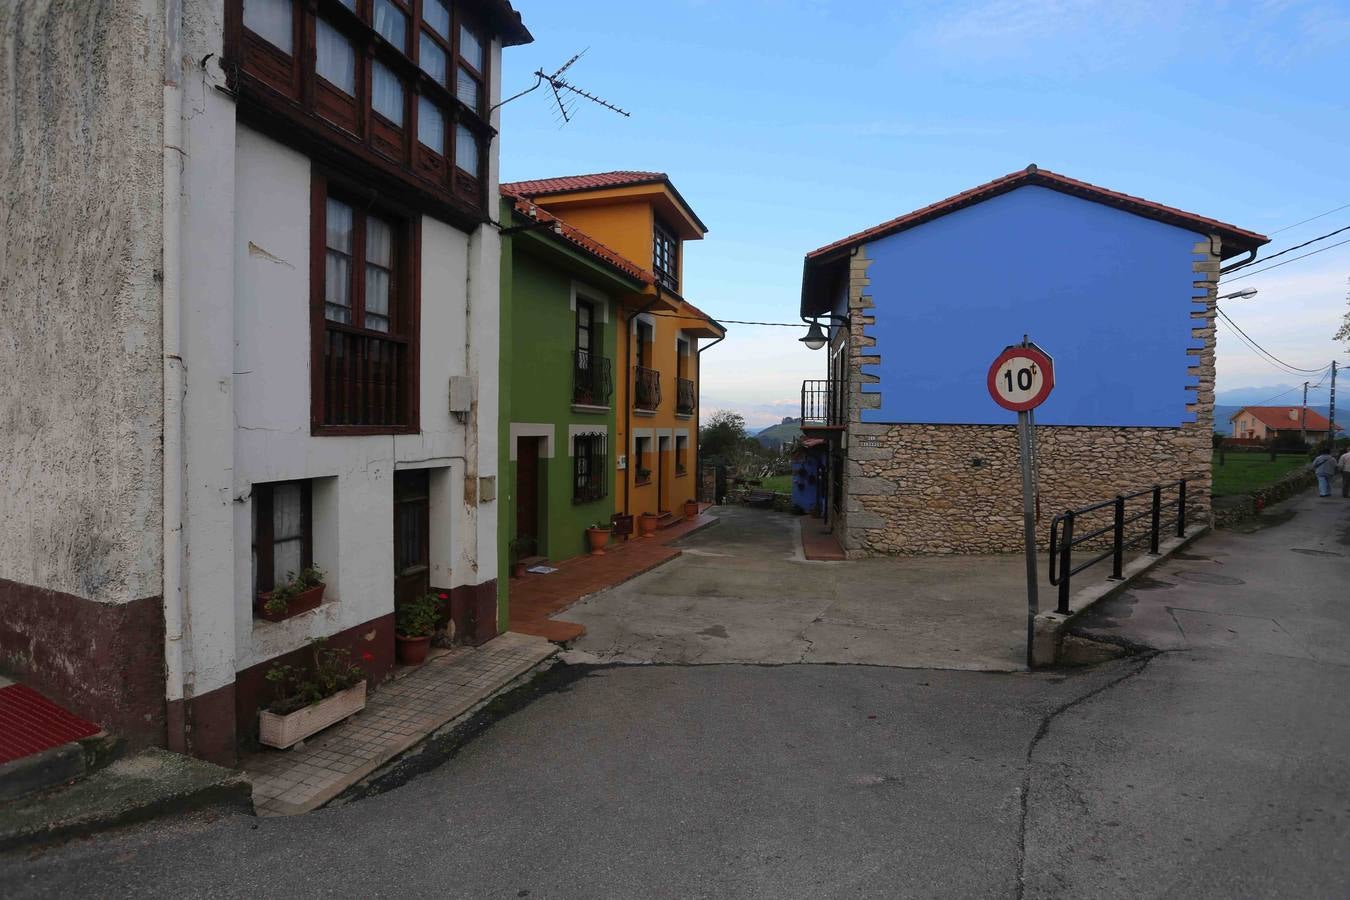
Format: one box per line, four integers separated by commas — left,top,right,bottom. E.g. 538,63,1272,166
3,492,1347,897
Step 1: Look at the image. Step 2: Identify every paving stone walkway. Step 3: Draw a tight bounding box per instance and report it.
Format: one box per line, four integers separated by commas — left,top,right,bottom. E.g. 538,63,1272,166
507,511,718,642
242,631,554,817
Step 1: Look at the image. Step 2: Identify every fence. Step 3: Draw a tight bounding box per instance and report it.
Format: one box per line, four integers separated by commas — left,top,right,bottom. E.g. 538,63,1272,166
1048,480,1190,614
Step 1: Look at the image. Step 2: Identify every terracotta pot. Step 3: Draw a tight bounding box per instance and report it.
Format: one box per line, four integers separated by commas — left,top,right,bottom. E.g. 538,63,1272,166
511,561,528,579
586,527,611,555
259,681,366,749
255,582,326,623
683,500,699,521
396,633,433,665
639,513,660,538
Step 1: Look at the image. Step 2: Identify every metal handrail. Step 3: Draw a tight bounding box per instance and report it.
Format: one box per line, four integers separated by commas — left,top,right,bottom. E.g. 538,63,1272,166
1048,479,1191,614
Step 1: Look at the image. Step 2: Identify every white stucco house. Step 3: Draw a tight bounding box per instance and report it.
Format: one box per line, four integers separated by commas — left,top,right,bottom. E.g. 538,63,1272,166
0,0,530,764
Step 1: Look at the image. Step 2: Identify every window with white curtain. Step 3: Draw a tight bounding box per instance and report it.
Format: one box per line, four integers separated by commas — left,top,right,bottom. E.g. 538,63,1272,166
417,98,445,154
373,0,407,51
454,123,478,176
315,19,355,94
372,61,404,124
364,216,394,333
423,0,450,38
419,32,447,84
243,0,293,53
324,198,354,324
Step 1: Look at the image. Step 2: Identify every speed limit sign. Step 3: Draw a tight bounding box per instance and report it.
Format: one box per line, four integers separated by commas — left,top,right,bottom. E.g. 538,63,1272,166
987,344,1055,412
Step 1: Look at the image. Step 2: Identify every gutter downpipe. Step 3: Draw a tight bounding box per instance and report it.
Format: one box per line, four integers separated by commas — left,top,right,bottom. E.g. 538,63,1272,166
694,329,725,503
162,0,189,751
624,288,662,517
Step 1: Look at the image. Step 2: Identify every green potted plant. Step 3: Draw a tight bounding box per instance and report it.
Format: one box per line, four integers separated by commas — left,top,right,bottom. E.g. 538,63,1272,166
585,521,611,556
258,640,368,749
636,467,653,484
395,592,441,665
257,565,326,623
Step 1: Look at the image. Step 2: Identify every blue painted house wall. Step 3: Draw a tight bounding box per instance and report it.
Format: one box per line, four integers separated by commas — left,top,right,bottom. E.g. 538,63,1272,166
859,186,1206,427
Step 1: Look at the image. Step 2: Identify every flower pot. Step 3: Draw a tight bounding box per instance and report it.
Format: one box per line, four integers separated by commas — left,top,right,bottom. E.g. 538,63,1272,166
638,513,660,538
683,500,699,521
511,561,528,579
255,583,326,623
259,681,366,749
396,633,433,665
586,527,611,556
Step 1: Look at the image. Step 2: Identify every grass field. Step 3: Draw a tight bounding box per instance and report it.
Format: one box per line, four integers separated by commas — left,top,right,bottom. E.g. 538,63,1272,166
1211,451,1309,497
759,474,793,493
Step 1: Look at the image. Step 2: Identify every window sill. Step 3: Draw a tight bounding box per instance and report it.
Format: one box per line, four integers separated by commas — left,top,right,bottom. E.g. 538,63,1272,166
635,478,652,487
675,413,693,420
571,403,611,415
633,408,657,418
675,471,687,478
312,424,420,437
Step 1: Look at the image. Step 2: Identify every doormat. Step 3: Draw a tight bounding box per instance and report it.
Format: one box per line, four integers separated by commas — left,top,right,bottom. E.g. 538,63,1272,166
526,565,559,575
0,683,101,765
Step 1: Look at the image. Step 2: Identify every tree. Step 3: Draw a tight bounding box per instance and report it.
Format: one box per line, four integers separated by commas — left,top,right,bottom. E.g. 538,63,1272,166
1336,276,1350,344
699,410,749,464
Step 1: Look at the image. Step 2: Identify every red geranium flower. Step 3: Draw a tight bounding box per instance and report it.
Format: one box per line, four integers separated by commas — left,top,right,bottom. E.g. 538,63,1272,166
361,651,375,663
438,592,449,601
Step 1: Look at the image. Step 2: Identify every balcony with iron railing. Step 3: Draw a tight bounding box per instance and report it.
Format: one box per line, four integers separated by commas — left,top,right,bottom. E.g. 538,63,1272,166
634,366,661,411
676,377,695,415
801,379,846,430
572,350,613,408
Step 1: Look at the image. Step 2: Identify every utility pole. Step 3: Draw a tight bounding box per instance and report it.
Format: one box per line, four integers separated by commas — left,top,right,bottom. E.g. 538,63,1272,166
1301,381,1309,446
1329,361,1338,450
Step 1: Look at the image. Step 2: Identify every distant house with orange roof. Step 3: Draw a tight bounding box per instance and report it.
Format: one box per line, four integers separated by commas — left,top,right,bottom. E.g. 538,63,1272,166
1229,406,1341,444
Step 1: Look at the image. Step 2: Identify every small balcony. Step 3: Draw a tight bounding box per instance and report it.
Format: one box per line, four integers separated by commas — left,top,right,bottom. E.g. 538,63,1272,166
801,379,845,430
676,377,695,415
634,366,661,411
572,350,613,408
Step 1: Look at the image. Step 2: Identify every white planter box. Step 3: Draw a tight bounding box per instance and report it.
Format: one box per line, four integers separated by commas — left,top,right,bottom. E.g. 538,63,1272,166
259,682,366,749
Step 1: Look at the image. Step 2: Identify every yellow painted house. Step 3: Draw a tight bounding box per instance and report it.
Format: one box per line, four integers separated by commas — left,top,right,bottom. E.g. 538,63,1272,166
500,171,725,529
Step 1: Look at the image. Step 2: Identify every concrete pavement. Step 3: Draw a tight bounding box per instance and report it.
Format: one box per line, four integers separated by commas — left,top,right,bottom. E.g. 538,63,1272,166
3,490,1347,898
564,505,1049,670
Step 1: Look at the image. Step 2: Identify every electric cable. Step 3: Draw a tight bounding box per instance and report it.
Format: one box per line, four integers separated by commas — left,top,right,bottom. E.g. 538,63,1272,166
1215,307,1332,375
1223,236,1350,282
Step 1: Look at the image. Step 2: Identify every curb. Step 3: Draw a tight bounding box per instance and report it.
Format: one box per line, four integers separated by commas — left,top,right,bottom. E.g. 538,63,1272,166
1031,525,1210,667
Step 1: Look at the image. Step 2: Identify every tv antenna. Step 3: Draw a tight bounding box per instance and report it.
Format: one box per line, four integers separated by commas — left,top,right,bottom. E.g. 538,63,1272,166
491,49,631,124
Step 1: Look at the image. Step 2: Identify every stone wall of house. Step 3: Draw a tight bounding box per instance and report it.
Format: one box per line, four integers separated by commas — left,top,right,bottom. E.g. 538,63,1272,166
0,0,166,603
840,238,1219,556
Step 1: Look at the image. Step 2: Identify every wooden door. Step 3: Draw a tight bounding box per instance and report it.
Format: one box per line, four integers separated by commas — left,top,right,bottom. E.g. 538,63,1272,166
394,470,430,608
658,436,671,513
515,437,541,555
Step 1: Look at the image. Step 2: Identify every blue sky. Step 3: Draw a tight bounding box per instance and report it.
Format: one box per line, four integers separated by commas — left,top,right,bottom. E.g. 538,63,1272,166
499,0,1350,430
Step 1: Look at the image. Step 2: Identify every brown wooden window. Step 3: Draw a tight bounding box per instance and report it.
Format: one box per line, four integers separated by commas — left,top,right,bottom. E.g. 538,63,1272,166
653,218,679,292
228,0,492,223
311,176,420,434
675,435,688,476
252,480,313,595
573,433,608,504
634,436,652,484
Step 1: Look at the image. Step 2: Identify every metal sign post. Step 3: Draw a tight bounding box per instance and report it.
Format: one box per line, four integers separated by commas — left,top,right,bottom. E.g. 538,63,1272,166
987,339,1055,668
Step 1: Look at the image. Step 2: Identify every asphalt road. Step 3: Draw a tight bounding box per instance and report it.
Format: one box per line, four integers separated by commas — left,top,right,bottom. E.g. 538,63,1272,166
3,490,1347,899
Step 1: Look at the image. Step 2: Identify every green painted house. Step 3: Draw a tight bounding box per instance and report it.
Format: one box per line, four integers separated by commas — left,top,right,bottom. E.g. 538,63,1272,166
497,192,654,629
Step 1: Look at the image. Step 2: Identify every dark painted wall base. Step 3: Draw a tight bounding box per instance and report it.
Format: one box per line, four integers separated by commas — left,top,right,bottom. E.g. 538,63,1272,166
0,578,166,748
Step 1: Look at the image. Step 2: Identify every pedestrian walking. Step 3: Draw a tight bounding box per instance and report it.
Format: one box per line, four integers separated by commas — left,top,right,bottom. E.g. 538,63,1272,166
1313,447,1337,497
1339,445,1350,498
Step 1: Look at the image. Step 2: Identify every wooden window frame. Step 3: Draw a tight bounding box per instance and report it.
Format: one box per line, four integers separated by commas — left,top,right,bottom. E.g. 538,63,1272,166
653,218,679,293
675,436,688,476
252,479,314,596
572,432,608,504
310,172,422,435
634,436,652,485
224,0,493,230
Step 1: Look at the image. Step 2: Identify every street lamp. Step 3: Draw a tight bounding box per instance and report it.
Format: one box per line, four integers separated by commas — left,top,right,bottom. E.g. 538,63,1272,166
1217,288,1258,301
799,314,849,350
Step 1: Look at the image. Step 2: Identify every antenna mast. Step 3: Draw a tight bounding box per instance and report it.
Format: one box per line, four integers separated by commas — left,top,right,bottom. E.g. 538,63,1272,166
492,49,631,123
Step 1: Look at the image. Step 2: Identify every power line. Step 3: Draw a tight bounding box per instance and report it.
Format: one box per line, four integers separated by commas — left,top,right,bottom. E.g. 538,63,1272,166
1224,235,1350,282
1270,202,1350,235
1224,223,1350,273
1216,319,1316,379
1216,307,1331,374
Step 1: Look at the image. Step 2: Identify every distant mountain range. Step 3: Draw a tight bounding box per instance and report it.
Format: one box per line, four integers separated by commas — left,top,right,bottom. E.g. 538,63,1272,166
755,417,803,449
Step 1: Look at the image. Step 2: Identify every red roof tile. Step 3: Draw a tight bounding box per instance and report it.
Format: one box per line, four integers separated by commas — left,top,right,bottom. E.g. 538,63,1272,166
806,166,1269,261
502,171,668,197
1230,406,1341,432
502,187,654,286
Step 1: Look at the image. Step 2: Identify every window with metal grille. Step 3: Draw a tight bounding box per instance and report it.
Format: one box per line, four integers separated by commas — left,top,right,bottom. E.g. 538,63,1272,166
573,432,608,504
653,218,679,292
